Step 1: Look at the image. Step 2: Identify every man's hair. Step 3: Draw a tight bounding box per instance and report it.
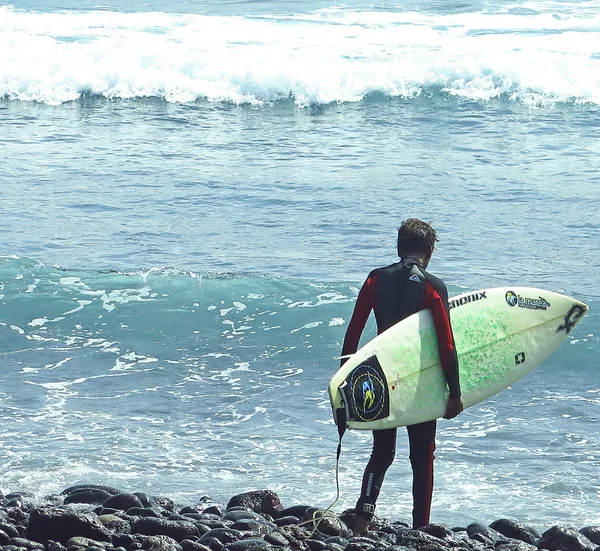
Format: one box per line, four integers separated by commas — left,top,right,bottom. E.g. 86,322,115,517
397,218,438,257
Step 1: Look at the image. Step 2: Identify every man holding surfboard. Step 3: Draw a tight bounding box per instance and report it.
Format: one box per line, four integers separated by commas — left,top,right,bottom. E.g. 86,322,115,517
340,219,464,534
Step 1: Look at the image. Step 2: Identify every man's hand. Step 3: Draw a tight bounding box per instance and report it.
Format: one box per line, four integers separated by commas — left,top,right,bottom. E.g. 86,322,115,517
443,397,464,419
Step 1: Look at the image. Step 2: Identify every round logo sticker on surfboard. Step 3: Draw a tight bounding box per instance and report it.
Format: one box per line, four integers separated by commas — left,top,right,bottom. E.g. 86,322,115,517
345,355,389,422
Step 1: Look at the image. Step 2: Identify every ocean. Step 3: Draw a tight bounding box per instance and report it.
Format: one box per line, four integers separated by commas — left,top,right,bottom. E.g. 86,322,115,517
1,0,599,532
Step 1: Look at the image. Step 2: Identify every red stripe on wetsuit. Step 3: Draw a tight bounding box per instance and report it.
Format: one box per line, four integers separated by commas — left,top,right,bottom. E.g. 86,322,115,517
341,269,460,399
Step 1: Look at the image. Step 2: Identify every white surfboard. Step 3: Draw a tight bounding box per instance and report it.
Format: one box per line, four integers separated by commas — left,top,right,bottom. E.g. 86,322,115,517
329,287,588,431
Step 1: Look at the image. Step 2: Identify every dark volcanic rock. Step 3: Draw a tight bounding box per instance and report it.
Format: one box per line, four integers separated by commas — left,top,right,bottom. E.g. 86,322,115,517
198,528,243,545
8,537,45,550
61,486,121,497
63,489,114,506
224,539,272,551
490,519,539,545
103,493,145,511
579,527,600,546
142,535,183,551
226,491,283,518
538,526,596,551
132,517,199,542
26,507,112,545
0,523,20,539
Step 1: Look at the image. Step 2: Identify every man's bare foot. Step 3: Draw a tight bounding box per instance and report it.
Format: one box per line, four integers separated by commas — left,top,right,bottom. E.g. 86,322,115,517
353,515,370,536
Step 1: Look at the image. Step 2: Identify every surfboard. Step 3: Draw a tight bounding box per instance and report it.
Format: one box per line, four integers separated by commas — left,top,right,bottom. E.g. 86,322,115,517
329,287,588,431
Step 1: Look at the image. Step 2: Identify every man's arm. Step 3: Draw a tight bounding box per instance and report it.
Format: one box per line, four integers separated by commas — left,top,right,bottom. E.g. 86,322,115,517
340,272,378,366
422,281,463,418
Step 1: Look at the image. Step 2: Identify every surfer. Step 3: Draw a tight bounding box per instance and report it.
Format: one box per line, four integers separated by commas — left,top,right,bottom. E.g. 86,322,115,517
340,218,464,534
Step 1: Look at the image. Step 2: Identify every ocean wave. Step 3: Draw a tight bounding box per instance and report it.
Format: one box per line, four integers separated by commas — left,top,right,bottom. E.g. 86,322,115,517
2,5,600,106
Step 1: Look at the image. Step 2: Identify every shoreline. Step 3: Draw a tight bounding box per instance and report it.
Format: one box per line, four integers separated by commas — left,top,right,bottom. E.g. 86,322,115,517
2,485,599,551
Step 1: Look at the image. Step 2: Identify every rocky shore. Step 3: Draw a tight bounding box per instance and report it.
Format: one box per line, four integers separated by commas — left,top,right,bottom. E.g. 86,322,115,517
1,486,599,551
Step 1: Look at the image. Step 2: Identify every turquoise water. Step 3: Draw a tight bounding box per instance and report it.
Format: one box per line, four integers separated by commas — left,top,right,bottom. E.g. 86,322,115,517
1,0,600,530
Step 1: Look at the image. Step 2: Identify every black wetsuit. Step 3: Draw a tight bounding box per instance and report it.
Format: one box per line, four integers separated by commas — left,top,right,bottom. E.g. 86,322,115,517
341,258,460,528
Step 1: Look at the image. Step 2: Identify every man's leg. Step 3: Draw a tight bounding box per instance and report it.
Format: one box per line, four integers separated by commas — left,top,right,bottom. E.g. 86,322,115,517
407,420,436,528
354,428,397,534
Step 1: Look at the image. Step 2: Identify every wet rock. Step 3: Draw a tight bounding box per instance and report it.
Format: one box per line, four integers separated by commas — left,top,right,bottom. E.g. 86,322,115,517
98,513,132,534
538,526,596,551
0,529,11,546
495,541,538,551
224,539,272,551
417,525,455,540
223,511,264,523
180,540,213,551
46,540,68,551
141,535,183,551
63,489,114,506
8,537,45,550
103,494,145,511
198,528,243,545
230,519,275,534
264,531,290,547
203,507,224,517
153,498,175,513
489,520,539,545
274,517,299,528
132,518,199,542
304,539,326,551
133,494,154,509
579,528,600,546
127,508,163,518
0,523,20,539
466,524,503,546
66,536,108,549
61,486,121,497
226,492,283,518
26,506,112,545
397,529,452,549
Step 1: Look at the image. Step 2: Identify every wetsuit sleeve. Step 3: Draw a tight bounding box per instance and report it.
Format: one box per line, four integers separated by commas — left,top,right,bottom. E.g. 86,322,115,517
422,282,461,398
340,272,378,366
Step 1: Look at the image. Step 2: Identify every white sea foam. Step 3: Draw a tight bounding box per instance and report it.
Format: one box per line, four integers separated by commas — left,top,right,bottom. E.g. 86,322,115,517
1,4,600,105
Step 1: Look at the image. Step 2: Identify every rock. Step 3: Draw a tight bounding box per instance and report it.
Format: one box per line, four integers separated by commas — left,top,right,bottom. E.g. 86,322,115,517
203,507,224,517
490,520,539,545
180,541,213,551
223,511,264,522
98,514,132,534
8,537,45,550
198,528,243,545
226,491,283,518
417,525,455,540
0,523,20,539
466,523,503,545
26,507,112,545
230,519,275,534
305,540,326,551
579,528,600,546
66,537,108,549
538,526,596,551
61,486,121,497
103,494,145,511
132,517,199,542
0,529,11,546
142,535,183,551
127,508,163,518
397,529,451,549
496,541,538,551
133,494,154,508
274,517,299,528
223,539,272,551
264,531,290,547
63,489,114,506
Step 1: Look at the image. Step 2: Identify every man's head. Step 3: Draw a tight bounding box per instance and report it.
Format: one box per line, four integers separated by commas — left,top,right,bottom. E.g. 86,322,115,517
397,218,438,265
